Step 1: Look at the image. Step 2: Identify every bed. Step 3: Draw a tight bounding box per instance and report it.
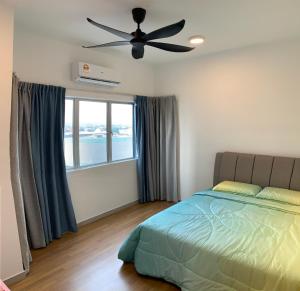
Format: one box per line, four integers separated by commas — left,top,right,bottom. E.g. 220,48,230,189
118,152,300,291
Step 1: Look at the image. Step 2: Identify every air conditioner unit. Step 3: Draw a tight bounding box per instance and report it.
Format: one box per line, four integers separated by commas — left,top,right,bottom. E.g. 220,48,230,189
72,62,121,87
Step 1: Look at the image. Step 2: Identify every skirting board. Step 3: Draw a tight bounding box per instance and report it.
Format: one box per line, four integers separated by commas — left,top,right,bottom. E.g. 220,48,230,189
4,270,27,286
77,200,139,227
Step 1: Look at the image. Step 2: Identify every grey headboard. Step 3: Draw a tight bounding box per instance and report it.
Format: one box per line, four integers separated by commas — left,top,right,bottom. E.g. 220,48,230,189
214,152,300,191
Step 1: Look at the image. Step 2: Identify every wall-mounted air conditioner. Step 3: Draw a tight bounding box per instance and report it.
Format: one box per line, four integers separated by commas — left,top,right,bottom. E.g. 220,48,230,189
72,62,121,87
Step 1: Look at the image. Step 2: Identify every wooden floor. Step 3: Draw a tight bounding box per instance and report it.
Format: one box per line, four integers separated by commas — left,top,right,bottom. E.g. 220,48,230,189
10,202,179,291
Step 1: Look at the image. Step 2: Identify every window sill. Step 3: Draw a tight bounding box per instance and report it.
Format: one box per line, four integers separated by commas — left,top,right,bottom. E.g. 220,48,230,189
66,158,138,173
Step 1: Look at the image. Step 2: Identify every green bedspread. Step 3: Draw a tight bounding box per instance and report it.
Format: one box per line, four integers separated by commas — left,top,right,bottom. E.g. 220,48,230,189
118,190,300,291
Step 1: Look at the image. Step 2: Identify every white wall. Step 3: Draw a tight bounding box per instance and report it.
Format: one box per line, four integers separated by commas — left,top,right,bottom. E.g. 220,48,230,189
13,29,155,96
68,160,138,222
155,40,300,198
13,26,300,215
13,29,155,223
0,1,23,280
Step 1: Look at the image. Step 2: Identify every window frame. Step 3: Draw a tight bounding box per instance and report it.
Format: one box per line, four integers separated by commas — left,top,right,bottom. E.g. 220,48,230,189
65,96,136,170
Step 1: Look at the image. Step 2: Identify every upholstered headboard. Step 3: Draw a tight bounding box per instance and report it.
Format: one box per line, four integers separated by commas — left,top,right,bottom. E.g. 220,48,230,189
214,152,300,191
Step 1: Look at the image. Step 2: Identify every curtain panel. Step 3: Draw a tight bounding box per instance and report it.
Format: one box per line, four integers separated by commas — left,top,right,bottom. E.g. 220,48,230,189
10,78,77,271
135,95,180,203
28,83,77,243
10,74,32,272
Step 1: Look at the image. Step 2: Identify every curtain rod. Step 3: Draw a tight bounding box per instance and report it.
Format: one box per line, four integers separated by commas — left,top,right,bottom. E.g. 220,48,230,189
66,87,137,98
14,75,140,97
66,88,172,99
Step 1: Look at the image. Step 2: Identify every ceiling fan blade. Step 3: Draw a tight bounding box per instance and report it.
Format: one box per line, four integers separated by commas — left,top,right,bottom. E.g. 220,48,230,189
82,41,130,49
144,20,185,41
146,41,194,52
87,18,133,40
132,46,144,59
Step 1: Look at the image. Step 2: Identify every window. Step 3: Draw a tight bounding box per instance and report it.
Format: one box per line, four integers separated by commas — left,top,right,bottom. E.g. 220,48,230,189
64,97,135,169
111,103,134,161
79,101,107,166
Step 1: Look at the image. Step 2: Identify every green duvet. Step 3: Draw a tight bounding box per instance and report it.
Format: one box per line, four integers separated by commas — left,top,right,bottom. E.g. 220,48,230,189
118,190,300,291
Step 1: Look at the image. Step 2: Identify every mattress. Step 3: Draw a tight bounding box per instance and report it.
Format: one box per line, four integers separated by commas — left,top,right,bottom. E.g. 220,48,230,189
118,190,300,291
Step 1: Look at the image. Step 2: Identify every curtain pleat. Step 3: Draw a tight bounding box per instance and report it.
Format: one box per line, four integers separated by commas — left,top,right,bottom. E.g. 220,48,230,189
135,95,180,203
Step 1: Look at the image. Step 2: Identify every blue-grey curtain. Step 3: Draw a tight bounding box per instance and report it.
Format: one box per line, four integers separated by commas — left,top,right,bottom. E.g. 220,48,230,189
135,95,180,203
17,82,46,250
17,82,77,247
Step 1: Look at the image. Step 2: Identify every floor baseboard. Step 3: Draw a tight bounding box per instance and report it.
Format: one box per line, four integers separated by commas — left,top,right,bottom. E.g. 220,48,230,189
4,270,27,286
77,200,139,227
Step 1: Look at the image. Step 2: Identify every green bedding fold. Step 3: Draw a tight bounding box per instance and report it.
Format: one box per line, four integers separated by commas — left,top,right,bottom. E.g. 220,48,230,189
118,190,300,291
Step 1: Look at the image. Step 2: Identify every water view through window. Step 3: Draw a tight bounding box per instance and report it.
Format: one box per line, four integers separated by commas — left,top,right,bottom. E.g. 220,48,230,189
79,101,107,166
112,103,134,161
64,99,74,168
64,98,135,169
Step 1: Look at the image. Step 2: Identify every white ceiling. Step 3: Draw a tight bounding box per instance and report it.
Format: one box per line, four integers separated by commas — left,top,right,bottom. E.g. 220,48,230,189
14,0,300,64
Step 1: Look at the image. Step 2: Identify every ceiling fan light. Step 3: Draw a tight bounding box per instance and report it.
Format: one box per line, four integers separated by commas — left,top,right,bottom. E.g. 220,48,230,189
189,36,205,45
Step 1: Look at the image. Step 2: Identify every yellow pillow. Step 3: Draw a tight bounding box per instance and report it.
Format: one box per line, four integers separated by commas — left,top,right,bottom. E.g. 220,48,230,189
257,187,300,205
213,181,262,196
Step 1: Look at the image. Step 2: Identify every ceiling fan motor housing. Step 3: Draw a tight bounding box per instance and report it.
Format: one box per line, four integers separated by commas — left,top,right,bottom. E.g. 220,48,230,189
132,8,146,25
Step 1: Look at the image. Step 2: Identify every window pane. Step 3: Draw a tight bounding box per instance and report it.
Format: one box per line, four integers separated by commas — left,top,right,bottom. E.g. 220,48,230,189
64,99,74,169
79,101,107,166
111,103,134,161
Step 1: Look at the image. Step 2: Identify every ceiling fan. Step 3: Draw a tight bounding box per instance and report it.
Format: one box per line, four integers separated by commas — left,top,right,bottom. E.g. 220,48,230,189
83,7,194,59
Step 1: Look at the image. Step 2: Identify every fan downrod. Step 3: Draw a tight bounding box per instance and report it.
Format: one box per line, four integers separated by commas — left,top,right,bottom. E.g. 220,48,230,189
132,8,146,25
